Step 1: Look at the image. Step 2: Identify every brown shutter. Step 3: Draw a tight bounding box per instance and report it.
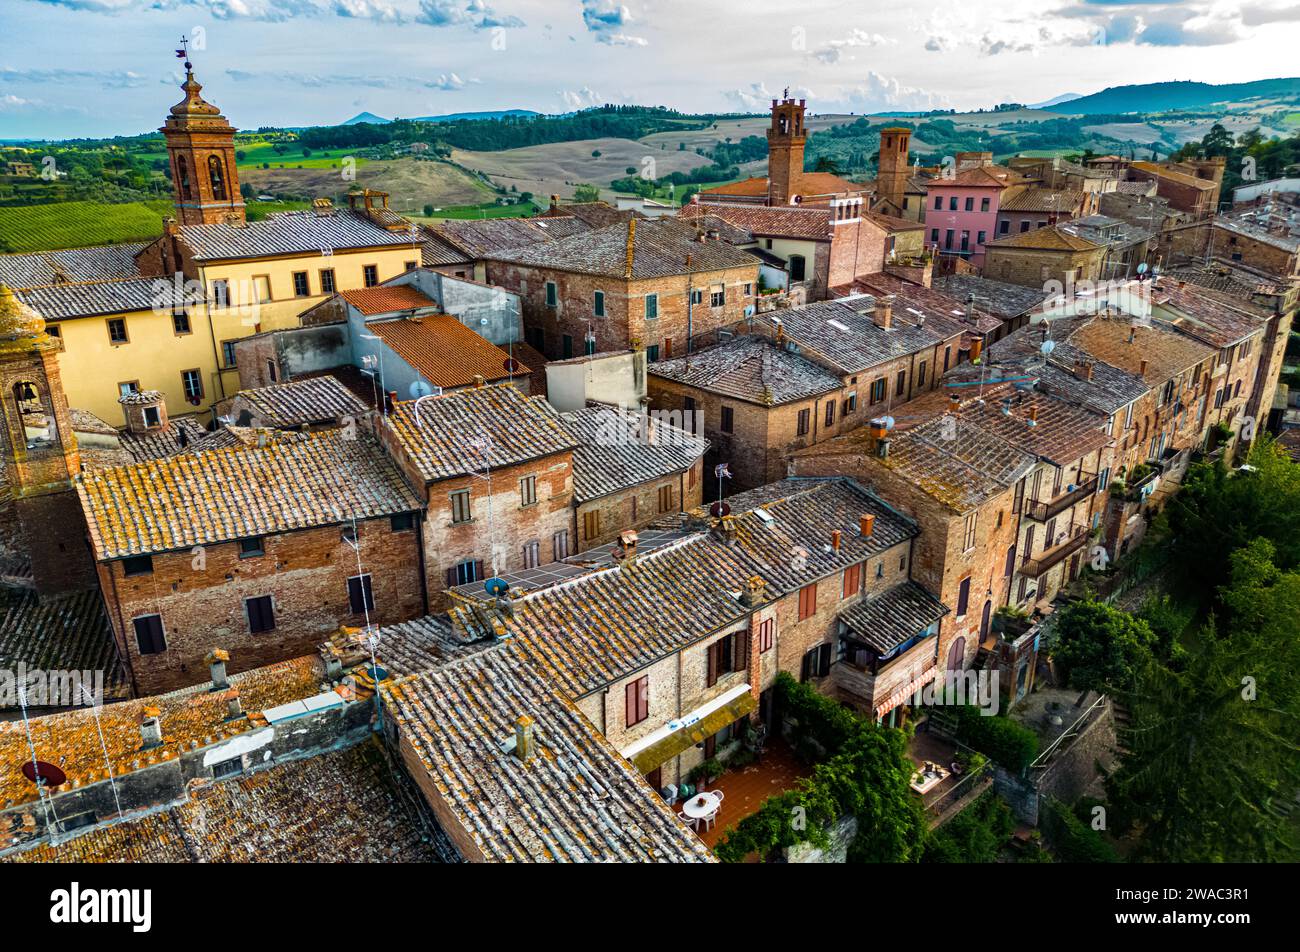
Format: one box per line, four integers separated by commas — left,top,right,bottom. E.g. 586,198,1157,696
445,567,456,588
638,677,649,722
706,643,718,687
474,560,485,581
625,681,636,726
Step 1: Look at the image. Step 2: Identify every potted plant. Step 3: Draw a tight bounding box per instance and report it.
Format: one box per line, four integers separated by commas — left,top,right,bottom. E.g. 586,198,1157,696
688,758,724,790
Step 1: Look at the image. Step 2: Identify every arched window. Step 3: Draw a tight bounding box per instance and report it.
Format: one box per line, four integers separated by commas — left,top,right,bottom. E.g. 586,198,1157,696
13,380,54,448
208,155,227,201
946,635,966,672
176,154,193,200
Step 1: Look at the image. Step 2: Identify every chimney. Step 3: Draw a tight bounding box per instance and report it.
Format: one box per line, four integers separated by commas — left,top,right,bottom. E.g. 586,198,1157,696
877,437,891,459
740,575,767,607
685,253,692,269
624,219,636,280
207,649,230,690
256,429,268,448
1139,358,1149,377
716,514,739,544
1128,326,1136,344
969,338,983,362
860,513,875,537
140,706,163,749
224,688,243,720
831,529,842,552
1082,360,1095,381
549,194,559,211
473,374,485,388
312,197,333,217
948,393,960,413
1027,405,1039,427
618,528,639,563
874,294,895,330
514,715,536,762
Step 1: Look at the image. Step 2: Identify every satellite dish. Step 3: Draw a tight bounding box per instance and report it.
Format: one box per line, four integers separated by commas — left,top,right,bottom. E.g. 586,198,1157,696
1137,262,1148,275
409,380,434,398
503,357,521,373
709,501,731,518
881,416,895,430
484,577,510,597
1040,340,1056,355
22,761,66,787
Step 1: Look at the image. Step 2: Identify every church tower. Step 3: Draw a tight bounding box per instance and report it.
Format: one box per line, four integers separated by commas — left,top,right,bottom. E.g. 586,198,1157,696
876,127,912,213
0,285,95,593
766,94,807,206
161,49,245,226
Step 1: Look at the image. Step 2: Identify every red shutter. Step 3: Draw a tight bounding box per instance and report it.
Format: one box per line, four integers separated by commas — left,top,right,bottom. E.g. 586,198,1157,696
625,681,636,726
637,677,649,722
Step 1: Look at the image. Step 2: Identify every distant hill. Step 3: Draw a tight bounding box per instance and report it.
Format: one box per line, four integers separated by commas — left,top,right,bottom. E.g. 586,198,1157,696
408,109,541,123
341,111,391,126
1053,78,1300,115
1030,93,1082,110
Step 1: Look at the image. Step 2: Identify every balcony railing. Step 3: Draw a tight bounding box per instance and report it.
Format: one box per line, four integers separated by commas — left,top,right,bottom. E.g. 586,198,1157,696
1024,474,1098,523
1019,526,1090,578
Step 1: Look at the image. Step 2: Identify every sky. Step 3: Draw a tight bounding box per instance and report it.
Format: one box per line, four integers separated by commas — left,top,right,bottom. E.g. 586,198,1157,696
3,0,1300,139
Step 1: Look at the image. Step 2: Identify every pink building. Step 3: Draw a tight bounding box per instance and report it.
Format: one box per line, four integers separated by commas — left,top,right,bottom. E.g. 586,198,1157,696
925,166,1023,268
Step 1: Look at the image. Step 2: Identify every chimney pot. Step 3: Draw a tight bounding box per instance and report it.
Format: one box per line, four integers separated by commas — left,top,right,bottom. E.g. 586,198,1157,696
874,294,895,330
1027,405,1039,425
473,374,485,388
831,529,842,552
877,437,891,459
1139,358,1149,376
206,649,230,690
618,528,639,562
514,715,536,762
741,575,767,607
860,513,875,537
224,688,243,720
140,707,163,749
969,338,983,362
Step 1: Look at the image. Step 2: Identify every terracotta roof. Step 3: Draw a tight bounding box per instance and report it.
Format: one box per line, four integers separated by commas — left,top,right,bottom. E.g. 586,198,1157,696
932,274,1049,320
541,201,641,228
986,225,1101,252
852,272,1004,336
383,383,578,483
682,202,833,241
866,210,925,232
118,418,211,463
1067,316,1213,382
0,243,145,291
1152,281,1263,349
232,376,368,428
339,284,437,316
431,217,571,258
928,166,1024,189
368,315,528,390
0,588,129,708
838,581,950,654
483,219,758,279
794,171,867,196
985,325,1149,416
649,335,842,405
421,233,471,267
700,176,769,197
998,187,1086,214
383,646,714,863
563,405,709,503
753,299,946,376
77,429,422,559
4,739,450,863
1130,161,1217,191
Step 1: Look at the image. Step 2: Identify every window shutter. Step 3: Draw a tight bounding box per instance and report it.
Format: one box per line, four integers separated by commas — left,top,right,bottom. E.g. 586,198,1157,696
818,644,832,677
800,651,811,682
625,682,636,726
474,560,485,582
445,567,456,588
638,677,649,722
706,643,718,687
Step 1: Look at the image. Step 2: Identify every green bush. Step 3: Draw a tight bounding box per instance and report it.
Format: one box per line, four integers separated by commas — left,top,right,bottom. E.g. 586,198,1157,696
954,706,1039,773
1043,797,1119,863
920,792,1014,863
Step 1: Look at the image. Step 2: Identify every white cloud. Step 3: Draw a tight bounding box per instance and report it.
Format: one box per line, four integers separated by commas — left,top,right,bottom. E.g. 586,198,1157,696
841,72,947,112
559,86,603,109
427,72,470,90
812,29,893,64
581,0,647,46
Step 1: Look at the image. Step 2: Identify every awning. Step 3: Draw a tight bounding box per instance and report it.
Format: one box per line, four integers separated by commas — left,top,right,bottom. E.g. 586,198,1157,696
625,687,757,774
873,659,938,721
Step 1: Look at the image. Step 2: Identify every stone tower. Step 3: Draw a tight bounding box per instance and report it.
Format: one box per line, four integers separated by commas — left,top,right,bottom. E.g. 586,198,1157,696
766,95,807,207
161,61,245,226
0,285,95,592
876,127,912,213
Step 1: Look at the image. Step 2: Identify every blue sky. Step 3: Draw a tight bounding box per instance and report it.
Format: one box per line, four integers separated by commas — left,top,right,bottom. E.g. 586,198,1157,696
3,0,1300,138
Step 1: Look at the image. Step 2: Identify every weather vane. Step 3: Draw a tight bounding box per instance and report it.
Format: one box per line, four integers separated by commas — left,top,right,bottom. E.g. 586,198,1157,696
175,36,191,71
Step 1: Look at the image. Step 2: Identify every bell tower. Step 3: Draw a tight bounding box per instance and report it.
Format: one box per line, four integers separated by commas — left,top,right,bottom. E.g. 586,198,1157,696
766,92,807,207
161,42,245,226
0,285,95,593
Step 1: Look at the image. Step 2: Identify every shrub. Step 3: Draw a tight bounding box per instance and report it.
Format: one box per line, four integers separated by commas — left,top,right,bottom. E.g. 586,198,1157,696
1043,797,1118,862
920,792,1014,863
953,706,1039,773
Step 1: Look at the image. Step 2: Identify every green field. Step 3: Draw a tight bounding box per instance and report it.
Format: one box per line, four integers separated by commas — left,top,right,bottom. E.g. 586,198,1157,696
237,143,368,171
416,200,540,221
0,198,308,253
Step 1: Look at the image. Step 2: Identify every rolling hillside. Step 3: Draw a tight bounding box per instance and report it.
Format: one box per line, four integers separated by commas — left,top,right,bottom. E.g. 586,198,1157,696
1055,78,1300,115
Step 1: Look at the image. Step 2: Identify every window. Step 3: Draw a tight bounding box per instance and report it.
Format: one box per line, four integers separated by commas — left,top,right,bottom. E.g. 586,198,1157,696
520,475,537,507
743,283,753,296
363,265,379,287
211,758,243,779
1004,545,1016,577
123,555,153,577
562,335,573,359
545,281,558,307
390,512,415,532
949,196,958,211
956,577,971,616
320,269,336,294
945,229,954,250
788,255,806,282
246,595,275,634
341,525,357,545
800,643,832,682
977,230,986,245
450,489,472,524
134,615,166,654
181,369,203,402
212,279,230,308
981,197,990,212
172,310,191,335
252,275,271,303
221,340,238,368
593,290,605,317
523,540,540,569
895,370,906,397
963,512,977,551
208,155,228,200
999,219,1009,235
846,391,858,412
449,560,482,586
645,293,659,319
584,509,601,540
239,536,264,559
720,405,734,433
658,484,673,513
798,582,817,620
916,360,927,387
625,676,650,727
646,344,659,363
870,378,886,403
347,574,375,614
710,287,725,307
934,196,943,210
690,288,703,305
964,197,974,212
825,401,835,427
553,530,570,561
107,318,128,344
292,271,310,297
931,228,940,243
759,617,775,652
960,230,970,252
118,381,139,398
404,260,417,272
706,633,745,687
1098,467,1111,492
943,347,951,372
797,408,810,436
267,359,278,383
842,563,861,599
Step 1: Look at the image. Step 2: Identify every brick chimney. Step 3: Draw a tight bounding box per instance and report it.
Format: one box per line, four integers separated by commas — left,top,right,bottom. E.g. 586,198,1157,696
1027,405,1039,426
140,706,163,749
224,688,243,720
514,715,536,762
207,648,230,691
860,513,875,537
874,294,895,330
740,575,767,607
618,528,639,563
831,529,842,552
1139,358,1149,377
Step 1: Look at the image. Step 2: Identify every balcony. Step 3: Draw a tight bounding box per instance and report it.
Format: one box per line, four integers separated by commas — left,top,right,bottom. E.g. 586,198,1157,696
1024,474,1098,523
1019,525,1089,578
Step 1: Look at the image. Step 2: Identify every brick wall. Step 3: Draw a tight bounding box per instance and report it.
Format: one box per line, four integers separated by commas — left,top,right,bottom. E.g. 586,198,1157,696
983,246,1105,289
826,216,888,289
99,516,425,695
574,461,703,550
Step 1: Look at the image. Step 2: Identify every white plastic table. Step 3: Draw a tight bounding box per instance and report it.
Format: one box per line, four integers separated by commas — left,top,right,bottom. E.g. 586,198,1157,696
681,792,720,825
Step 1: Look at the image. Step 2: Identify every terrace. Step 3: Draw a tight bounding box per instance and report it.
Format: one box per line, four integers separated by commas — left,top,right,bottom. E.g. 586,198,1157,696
1025,473,1099,523
909,728,994,828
